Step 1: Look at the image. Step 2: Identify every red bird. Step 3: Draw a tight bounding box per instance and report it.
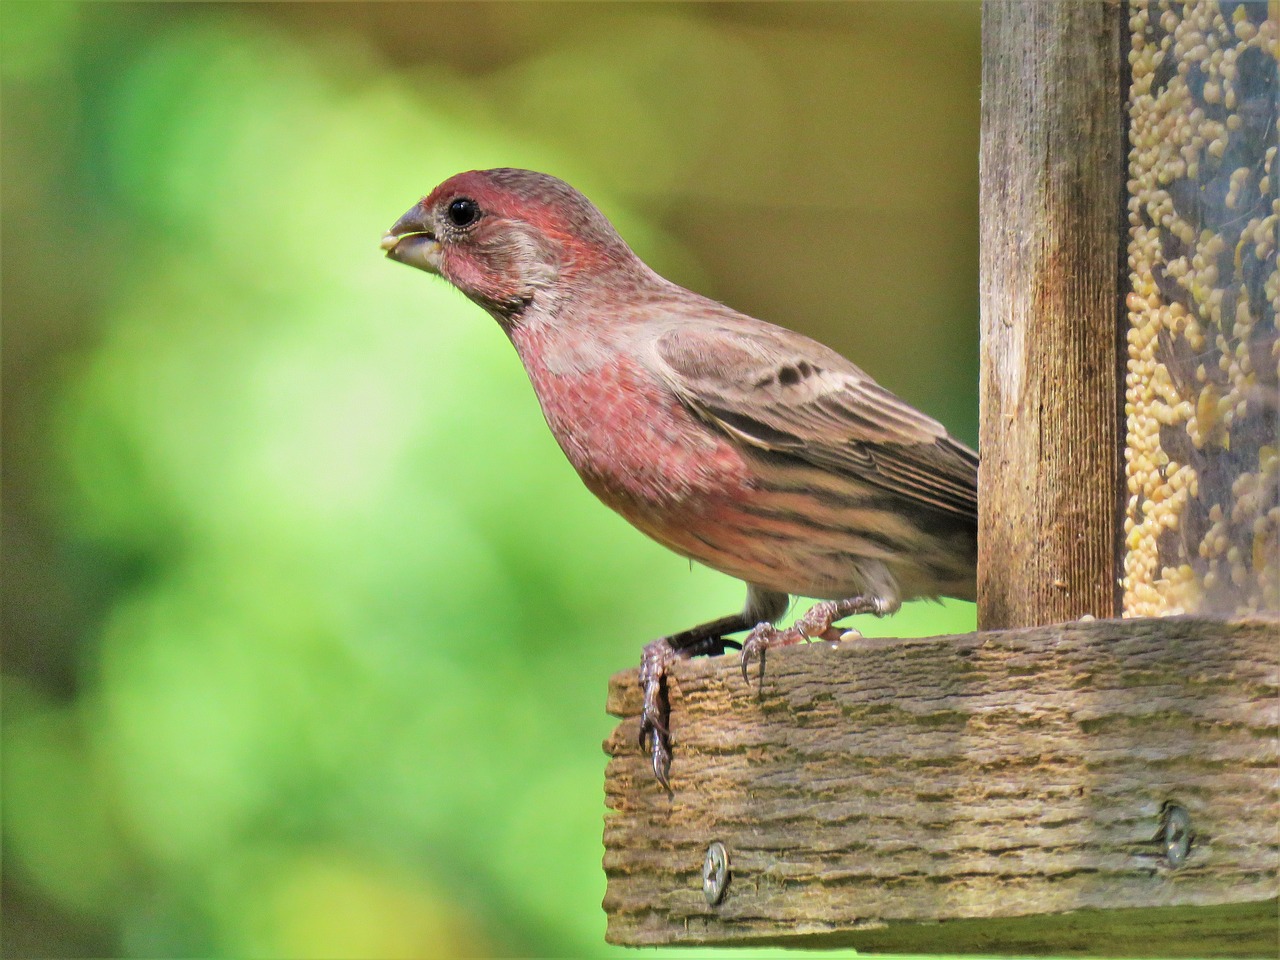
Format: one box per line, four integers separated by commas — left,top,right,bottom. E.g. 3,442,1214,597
383,169,977,788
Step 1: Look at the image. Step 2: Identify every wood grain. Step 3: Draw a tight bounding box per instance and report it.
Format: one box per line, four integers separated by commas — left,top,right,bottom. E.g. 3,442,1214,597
977,2,1127,629
602,617,1279,954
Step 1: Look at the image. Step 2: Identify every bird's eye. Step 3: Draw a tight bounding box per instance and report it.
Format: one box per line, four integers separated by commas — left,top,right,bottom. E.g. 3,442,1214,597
446,198,481,228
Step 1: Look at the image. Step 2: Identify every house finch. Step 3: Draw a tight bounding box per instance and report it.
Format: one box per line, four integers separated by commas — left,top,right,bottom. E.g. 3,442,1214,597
382,169,977,789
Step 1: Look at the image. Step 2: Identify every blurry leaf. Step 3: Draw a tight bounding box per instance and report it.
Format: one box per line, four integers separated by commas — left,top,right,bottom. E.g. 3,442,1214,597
0,1,79,80
483,11,785,197
2,678,130,917
216,849,491,959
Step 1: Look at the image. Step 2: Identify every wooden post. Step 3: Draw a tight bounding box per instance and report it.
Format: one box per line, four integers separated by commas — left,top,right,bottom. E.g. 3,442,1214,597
602,618,1279,953
977,1,1127,630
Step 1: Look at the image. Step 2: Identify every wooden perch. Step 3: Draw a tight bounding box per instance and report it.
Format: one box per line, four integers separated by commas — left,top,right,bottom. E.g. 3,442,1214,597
602,616,1279,955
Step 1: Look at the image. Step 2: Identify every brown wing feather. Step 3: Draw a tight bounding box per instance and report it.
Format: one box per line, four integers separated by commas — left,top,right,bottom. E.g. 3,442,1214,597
651,322,978,522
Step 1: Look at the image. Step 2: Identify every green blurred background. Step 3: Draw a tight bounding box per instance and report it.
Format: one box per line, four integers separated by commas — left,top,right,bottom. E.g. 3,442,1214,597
2,3,980,956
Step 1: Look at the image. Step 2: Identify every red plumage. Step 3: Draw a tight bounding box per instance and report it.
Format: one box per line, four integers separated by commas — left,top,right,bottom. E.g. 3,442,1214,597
384,168,977,788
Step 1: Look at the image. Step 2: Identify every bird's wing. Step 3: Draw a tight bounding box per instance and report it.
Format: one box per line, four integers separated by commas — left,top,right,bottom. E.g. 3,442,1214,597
651,321,978,521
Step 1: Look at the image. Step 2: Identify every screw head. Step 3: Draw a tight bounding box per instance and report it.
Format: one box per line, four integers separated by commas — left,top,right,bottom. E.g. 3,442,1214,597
702,841,729,906
1161,804,1192,868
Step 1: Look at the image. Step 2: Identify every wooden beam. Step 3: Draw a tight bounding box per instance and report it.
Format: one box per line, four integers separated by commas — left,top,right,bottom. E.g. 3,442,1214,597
978,2,1128,629
601,616,1279,954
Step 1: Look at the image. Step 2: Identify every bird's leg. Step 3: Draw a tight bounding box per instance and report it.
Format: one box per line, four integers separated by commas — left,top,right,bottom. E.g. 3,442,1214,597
740,593,900,688
639,587,788,790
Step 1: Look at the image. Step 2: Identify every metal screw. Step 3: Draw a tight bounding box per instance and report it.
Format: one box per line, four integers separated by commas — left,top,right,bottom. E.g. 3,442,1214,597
1161,804,1192,868
702,841,729,906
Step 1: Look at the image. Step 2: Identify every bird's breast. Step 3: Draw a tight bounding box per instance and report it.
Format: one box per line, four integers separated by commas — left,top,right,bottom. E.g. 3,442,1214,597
511,326,753,526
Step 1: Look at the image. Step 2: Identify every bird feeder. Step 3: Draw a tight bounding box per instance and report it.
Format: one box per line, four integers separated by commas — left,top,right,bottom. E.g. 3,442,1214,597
1122,0,1278,617
600,2,1277,954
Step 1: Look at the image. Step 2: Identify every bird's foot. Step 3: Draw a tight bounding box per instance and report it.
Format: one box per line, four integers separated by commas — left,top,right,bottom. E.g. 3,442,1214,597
638,637,676,791
638,633,736,793
740,594,893,689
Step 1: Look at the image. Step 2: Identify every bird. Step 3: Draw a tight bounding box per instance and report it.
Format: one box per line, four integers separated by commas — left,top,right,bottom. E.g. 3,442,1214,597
382,169,977,789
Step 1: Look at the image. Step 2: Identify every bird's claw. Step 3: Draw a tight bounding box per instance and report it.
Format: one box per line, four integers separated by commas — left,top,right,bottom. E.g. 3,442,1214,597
740,622,778,689
638,637,676,792
740,595,888,691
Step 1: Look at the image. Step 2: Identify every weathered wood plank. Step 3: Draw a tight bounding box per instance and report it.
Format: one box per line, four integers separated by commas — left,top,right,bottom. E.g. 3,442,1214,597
601,617,1279,954
977,1,1128,629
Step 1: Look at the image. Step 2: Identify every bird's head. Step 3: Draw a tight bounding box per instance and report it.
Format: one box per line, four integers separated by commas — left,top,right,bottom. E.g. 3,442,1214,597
382,168,639,321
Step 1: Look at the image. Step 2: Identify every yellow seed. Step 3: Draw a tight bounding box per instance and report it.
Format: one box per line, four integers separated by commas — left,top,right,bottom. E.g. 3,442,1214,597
1197,383,1222,433
1254,533,1272,577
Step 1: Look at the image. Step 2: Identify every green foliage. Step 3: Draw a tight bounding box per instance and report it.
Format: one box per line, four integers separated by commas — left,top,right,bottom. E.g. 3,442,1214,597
3,4,979,956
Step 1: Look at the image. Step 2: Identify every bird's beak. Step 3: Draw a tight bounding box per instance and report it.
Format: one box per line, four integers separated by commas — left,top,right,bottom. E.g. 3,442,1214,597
381,206,442,274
